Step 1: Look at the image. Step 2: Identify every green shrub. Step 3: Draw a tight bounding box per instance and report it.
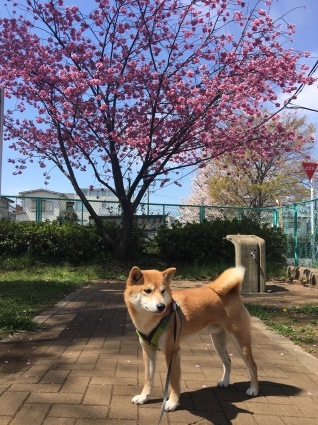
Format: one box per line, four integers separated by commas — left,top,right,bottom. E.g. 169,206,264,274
0,217,286,266
0,220,109,264
155,218,286,265
0,218,147,265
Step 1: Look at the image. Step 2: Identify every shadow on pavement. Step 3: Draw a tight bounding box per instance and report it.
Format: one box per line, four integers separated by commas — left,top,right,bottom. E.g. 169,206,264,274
176,381,302,423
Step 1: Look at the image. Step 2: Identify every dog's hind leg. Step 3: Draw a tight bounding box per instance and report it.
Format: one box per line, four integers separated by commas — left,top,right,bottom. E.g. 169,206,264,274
211,330,231,388
132,342,157,405
228,331,258,397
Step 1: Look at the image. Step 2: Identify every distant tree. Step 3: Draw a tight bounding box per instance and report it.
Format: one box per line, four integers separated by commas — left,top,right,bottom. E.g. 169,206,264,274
185,112,315,209
0,0,315,259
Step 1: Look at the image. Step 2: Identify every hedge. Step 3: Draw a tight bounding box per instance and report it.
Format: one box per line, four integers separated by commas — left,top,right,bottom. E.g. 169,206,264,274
0,217,286,266
0,220,108,264
155,218,286,265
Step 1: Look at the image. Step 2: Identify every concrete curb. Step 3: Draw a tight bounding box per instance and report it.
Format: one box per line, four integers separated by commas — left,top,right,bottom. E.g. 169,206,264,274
287,265,318,286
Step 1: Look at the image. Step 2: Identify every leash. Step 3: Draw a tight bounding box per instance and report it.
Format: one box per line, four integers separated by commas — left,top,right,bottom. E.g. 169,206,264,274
158,301,182,424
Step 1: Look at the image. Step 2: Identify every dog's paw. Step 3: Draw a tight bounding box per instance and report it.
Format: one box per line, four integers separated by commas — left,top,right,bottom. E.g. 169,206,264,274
246,386,258,397
217,379,229,388
165,398,178,412
131,394,149,405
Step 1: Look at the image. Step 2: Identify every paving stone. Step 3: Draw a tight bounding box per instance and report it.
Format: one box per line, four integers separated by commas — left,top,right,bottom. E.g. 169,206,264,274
0,385,10,395
44,418,76,425
230,413,258,425
254,414,286,425
245,402,303,417
60,375,90,393
27,392,83,404
9,403,50,425
82,384,112,405
0,417,11,425
40,369,70,384
139,406,169,424
49,404,109,419
109,395,138,420
8,383,61,393
281,418,318,425
0,392,30,416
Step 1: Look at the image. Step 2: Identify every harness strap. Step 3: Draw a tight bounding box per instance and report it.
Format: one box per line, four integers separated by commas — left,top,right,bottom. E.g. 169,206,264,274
136,301,175,351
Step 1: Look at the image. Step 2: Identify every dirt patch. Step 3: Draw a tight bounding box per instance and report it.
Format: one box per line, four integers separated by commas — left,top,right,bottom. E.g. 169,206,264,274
242,280,318,307
242,280,318,359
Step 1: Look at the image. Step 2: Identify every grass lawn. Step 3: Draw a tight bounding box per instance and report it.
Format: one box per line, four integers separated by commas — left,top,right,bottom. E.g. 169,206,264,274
245,303,318,358
0,263,129,339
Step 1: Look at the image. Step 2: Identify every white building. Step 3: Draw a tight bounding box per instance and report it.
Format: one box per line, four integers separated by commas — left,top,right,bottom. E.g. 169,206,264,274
65,187,120,225
0,196,14,219
15,188,120,224
15,189,69,222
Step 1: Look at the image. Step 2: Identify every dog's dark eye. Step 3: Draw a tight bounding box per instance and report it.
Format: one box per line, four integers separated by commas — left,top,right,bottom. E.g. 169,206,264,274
161,289,166,294
144,288,152,294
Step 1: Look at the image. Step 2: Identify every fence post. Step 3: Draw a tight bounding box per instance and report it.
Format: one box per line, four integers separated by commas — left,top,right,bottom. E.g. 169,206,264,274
312,200,317,267
80,201,84,225
36,197,42,222
273,208,278,228
162,205,166,226
199,206,205,223
294,203,298,266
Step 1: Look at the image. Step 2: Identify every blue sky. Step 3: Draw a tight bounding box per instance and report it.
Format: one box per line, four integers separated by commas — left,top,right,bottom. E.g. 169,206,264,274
1,0,318,204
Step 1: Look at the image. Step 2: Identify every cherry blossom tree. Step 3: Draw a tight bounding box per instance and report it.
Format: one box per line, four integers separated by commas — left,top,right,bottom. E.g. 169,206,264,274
0,0,315,259
185,112,316,209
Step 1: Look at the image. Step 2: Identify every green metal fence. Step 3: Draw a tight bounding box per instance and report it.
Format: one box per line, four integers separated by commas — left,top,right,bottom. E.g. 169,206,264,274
1,194,317,267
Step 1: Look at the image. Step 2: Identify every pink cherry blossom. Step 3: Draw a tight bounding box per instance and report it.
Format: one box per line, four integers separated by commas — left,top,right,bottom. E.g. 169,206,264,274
0,0,315,258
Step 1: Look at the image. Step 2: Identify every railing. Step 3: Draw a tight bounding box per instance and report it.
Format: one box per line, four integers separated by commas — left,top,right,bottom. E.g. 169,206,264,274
1,194,318,267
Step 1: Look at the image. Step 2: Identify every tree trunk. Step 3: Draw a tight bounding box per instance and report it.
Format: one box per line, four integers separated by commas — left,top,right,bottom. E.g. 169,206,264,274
88,197,136,261
114,207,135,261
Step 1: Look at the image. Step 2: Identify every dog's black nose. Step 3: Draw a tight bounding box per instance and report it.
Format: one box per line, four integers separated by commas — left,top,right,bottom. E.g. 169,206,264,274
156,303,166,312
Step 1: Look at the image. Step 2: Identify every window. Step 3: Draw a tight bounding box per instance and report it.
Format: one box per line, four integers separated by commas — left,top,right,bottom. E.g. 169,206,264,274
31,199,53,212
80,188,113,198
75,201,87,212
101,202,108,213
44,200,53,212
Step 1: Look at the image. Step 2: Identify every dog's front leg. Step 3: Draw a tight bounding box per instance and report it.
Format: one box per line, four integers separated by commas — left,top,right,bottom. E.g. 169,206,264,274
164,346,181,412
132,341,157,405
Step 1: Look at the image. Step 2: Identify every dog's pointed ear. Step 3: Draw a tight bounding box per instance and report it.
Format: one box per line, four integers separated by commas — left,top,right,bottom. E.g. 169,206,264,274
128,266,144,286
162,267,176,282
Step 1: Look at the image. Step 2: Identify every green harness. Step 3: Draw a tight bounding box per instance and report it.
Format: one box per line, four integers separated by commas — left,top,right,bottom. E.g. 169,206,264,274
136,301,179,350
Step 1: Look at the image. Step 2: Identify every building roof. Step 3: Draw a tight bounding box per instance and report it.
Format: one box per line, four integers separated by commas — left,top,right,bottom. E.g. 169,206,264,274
0,196,14,203
19,189,68,197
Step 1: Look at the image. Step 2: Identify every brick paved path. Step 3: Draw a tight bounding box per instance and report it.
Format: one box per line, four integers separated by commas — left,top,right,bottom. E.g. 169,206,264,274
0,282,318,425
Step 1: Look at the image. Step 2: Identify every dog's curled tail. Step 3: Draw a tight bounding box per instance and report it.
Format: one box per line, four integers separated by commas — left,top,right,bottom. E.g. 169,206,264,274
209,266,245,296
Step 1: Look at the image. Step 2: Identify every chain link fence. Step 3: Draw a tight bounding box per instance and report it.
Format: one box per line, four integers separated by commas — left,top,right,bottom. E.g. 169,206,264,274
1,194,317,267
278,200,318,267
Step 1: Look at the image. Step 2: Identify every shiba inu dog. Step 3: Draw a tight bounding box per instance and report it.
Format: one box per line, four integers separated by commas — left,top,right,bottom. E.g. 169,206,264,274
124,266,258,412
